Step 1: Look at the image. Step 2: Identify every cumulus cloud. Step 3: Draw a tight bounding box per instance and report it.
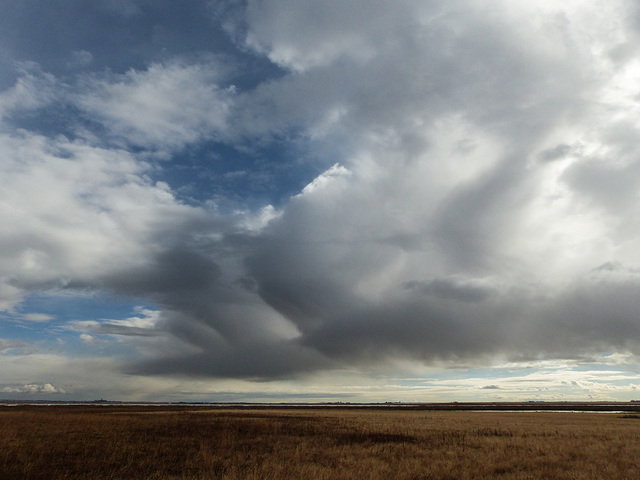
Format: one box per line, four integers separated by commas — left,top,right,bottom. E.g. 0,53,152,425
0,126,216,314
1,383,65,394
215,0,640,374
3,0,640,397
88,0,640,378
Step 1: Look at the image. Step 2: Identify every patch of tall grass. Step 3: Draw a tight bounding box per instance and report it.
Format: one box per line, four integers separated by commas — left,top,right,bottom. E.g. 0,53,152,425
1,406,639,479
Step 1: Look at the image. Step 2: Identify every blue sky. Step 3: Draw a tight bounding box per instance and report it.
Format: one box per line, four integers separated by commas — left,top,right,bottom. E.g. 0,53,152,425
3,0,640,402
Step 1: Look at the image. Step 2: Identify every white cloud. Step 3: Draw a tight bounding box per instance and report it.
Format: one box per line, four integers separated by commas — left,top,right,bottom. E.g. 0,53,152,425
80,334,98,344
298,163,351,196
0,63,57,120
20,313,54,322
244,0,400,71
0,129,208,312
1,382,65,395
238,205,282,233
77,61,235,151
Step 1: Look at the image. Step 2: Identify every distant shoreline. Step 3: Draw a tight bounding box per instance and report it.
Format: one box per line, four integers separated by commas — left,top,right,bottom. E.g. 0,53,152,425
2,401,640,412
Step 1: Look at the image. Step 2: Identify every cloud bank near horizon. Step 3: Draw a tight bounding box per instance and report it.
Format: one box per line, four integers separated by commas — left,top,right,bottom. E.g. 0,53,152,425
2,0,640,397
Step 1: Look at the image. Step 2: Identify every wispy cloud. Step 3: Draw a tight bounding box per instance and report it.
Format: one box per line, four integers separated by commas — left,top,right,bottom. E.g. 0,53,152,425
77,60,235,151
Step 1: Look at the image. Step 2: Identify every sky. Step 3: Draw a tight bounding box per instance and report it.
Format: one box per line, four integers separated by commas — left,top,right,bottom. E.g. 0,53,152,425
2,0,640,403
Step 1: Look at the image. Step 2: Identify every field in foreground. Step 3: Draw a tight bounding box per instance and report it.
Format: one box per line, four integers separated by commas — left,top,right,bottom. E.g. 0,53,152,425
1,406,640,479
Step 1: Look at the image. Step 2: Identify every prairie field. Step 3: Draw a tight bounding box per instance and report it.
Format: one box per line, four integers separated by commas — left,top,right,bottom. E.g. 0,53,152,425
1,405,640,479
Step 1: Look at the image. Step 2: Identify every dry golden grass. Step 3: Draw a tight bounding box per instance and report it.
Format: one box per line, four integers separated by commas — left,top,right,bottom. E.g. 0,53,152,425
1,405,640,479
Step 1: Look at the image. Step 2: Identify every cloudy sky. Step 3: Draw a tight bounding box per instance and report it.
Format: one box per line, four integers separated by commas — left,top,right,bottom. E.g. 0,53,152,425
3,0,640,402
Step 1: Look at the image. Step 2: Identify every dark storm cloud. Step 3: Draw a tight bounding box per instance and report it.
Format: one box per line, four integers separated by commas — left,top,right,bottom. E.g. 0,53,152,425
432,157,535,272
404,277,496,303
516,269,640,358
134,0,640,378
129,338,331,379
102,248,221,296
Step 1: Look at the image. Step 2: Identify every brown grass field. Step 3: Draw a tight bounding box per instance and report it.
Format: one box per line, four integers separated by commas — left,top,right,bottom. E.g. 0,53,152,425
2,405,640,479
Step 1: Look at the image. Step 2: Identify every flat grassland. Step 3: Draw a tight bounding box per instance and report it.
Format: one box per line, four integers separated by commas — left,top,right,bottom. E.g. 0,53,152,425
1,405,640,479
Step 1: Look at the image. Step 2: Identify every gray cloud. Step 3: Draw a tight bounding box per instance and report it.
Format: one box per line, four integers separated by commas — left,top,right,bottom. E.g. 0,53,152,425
101,248,222,296
404,277,496,303
3,0,640,390
130,338,332,379
108,0,640,377
538,144,578,163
